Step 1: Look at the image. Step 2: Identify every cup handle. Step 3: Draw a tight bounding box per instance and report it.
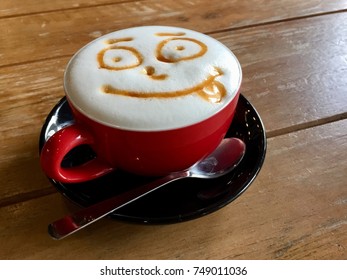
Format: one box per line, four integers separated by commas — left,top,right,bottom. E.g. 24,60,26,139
40,124,114,183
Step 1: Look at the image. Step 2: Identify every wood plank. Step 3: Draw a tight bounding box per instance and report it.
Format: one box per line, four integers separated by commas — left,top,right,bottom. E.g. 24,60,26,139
1,119,346,259
232,12,347,136
0,57,68,206
0,0,140,18
1,12,347,203
3,0,345,18
1,0,347,67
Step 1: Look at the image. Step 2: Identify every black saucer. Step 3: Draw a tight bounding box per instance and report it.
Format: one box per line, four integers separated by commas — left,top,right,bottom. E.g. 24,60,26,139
39,95,266,224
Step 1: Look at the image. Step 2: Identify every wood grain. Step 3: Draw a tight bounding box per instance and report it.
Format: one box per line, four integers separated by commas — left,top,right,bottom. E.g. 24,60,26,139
0,0,142,18
235,12,347,136
0,58,69,205
1,11,346,204
1,0,347,67
1,119,346,259
2,0,346,19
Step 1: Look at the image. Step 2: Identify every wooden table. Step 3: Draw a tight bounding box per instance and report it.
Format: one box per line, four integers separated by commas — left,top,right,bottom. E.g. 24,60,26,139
1,0,346,260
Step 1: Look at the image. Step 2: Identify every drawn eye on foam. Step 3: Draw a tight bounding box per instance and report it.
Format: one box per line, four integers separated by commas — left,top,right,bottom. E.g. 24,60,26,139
155,32,207,63
97,32,226,103
97,37,143,70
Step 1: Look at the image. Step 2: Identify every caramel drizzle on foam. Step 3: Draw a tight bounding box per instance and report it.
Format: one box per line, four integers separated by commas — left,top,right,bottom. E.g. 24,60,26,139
155,32,208,63
141,66,168,80
156,37,207,63
102,67,226,103
155,32,186,37
97,37,143,70
97,33,226,103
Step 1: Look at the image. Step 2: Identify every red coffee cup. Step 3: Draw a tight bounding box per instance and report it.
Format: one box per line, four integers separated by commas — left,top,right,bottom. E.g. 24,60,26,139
40,26,242,183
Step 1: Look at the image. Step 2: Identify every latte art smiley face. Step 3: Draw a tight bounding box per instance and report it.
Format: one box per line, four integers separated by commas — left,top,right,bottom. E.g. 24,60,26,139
97,32,226,103
64,26,242,131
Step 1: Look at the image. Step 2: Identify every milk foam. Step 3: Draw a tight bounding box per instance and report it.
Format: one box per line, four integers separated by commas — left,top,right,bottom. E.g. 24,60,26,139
64,26,242,131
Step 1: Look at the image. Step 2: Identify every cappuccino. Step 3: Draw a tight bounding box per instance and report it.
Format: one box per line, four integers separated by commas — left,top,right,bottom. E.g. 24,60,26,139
64,26,242,131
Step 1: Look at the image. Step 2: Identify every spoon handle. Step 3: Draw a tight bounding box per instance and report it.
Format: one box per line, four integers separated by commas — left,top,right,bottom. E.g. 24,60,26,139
48,172,186,240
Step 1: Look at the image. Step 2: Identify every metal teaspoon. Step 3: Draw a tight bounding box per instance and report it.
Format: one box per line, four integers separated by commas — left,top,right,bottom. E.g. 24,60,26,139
48,137,246,240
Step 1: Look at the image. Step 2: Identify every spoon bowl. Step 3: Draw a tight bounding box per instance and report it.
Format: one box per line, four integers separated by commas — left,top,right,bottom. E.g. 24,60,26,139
48,137,246,240
190,137,246,178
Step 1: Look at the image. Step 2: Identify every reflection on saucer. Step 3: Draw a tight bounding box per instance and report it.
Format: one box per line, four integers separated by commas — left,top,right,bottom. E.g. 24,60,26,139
39,94,266,224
